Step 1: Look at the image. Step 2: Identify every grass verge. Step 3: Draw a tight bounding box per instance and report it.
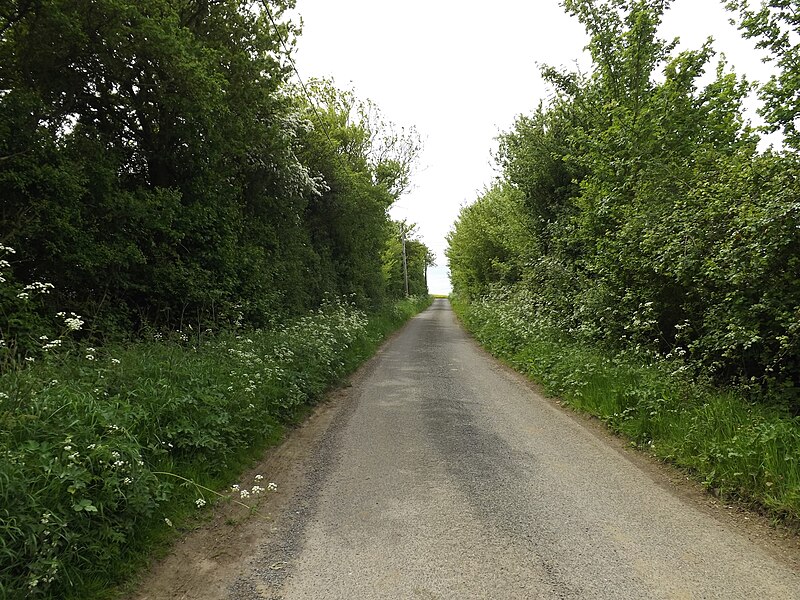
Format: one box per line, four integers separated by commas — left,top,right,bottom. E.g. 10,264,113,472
452,296,800,525
0,295,431,599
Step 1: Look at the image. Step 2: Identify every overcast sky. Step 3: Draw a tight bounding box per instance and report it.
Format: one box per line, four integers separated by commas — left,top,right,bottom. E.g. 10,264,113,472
289,0,772,294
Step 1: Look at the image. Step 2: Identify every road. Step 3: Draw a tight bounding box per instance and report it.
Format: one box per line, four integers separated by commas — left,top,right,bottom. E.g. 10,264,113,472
136,299,800,599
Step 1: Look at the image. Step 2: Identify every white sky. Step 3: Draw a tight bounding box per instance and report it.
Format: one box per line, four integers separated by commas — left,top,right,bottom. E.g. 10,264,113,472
289,0,773,294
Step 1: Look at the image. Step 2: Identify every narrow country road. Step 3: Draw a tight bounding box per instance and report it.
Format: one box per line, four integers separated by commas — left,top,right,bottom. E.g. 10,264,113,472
136,299,800,599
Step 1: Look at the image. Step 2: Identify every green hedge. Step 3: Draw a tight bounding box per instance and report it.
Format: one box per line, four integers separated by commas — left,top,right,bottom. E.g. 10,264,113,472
454,295,800,524
0,296,431,599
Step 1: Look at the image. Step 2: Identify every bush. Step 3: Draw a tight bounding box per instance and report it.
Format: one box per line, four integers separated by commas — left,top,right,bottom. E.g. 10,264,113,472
454,294,800,522
0,296,430,599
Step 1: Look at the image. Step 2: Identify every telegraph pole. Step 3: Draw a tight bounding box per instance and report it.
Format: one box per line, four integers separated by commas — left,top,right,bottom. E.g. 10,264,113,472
401,228,409,297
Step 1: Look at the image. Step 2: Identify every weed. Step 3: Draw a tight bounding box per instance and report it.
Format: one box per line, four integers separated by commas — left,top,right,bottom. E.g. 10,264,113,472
453,295,800,523
0,296,431,599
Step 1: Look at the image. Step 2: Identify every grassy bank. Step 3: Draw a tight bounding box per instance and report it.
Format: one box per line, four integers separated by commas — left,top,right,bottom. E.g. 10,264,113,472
0,295,431,599
453,296,800,524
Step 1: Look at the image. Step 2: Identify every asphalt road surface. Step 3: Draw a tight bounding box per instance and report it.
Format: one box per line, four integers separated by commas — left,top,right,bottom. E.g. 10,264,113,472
141,299,800,599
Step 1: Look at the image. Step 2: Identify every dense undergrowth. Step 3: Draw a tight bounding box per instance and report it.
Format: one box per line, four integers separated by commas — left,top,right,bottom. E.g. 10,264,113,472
454,295,800,524
0,295,430,599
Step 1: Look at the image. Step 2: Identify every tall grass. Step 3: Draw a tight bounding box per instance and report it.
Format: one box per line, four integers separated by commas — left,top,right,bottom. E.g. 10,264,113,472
453,295,800,523
0,295,431,599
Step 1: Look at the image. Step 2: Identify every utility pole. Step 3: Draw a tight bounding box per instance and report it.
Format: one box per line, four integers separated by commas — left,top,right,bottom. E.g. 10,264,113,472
401,227,409,297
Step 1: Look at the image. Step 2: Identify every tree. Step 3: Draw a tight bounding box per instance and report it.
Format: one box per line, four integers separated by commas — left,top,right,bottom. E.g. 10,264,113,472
728,0,800,148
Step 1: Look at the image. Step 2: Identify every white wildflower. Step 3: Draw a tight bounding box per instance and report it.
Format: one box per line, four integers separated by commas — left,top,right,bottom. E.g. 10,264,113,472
267,482,277,492
110,358,120,364
252,485,264,494
239,489,250,498
254,474,263,481
195,498,206,508
64,313,84,331
164,517,173,527
43,339,62,351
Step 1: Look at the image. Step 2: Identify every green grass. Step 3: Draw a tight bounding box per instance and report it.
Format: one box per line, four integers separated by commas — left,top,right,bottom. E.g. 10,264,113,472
0,296,431,599
452,296,800,524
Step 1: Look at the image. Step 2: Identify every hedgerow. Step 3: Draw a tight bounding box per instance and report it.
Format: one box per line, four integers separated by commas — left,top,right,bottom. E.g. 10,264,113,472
0,294,430,599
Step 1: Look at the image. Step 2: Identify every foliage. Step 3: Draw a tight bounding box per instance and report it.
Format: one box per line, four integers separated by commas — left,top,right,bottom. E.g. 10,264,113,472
454,294,800,522
0,295,430,599
0,1,428,343
382,221,435,298
728,0,800,148
448,0,800,408
0,1,432,597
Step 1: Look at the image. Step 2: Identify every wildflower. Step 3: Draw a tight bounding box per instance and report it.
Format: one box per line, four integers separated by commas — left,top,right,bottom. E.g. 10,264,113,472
63,313,84,331
64,445,72,451
122,477,132,485
17,291,29,300
0,392,8,399
164,518,173,527
239,489,250,498
195,498,206,508
43,339,62,351
111,358,120,364
268,482,277,492
41,512,51,524
25,356,35,363
39,335,49,340
231,484,240,491
254,474,264,481
28,578,39,589
252,485,264,494
85,354,95,360
24,282,54,294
